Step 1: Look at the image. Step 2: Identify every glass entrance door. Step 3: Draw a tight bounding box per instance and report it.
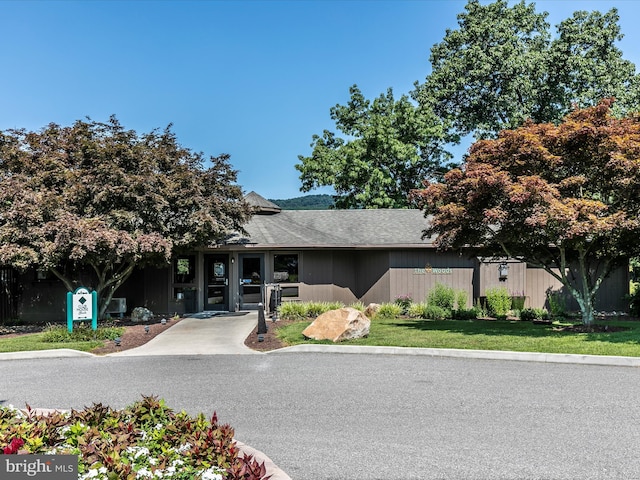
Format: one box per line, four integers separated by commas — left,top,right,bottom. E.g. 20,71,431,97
204,254,229,311
239,254,264,309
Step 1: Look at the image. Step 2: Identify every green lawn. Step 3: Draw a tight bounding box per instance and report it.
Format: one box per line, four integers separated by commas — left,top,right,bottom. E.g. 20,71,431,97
0,325,123,353
276,316,640,357
0,332,105,353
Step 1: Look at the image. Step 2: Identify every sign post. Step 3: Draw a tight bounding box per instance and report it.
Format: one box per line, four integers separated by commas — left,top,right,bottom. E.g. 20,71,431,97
66,287,98,332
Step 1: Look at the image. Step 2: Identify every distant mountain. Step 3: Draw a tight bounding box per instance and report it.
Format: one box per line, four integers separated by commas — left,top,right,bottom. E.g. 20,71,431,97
269,194,334,210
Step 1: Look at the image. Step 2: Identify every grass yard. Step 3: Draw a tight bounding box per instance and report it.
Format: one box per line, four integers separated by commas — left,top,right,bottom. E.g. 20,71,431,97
0,324,123,353
0,332,105,353
276,316,640,357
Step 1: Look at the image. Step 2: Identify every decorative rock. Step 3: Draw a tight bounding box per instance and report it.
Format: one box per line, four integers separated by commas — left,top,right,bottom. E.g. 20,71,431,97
302,307,370,342
131,307,153,323
364,303,381,319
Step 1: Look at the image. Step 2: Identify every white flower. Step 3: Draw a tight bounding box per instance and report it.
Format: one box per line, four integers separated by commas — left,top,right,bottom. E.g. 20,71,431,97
200,467,224,480
176,443,191,453
135,467,153,478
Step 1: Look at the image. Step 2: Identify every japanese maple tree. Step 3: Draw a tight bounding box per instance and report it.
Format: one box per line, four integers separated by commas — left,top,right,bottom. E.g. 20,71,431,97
0,117,251,318
413,99,640,325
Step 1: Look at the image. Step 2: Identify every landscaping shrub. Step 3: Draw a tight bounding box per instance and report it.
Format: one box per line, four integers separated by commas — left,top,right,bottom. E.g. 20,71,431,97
0,395,270,480
348,301,365,311
627,284,640,317
547,291,568,318
406,303,450,320
511,295,526,311
407,302,427,318
422,305,449,320
455,290,468,310
520,307,550,322
41,324,123,343
394,294,413,314
278,301,345,320
485,287,511,317
278,301,308,320
427,283,456,310
376,302,404,318
453,307,479,320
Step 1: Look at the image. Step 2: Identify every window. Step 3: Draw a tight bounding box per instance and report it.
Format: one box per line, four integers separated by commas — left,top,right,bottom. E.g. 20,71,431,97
174,255,196,284
273,254,298,283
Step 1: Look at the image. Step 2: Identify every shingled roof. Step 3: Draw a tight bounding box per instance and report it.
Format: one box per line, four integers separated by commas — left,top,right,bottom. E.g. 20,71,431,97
227,192,432,248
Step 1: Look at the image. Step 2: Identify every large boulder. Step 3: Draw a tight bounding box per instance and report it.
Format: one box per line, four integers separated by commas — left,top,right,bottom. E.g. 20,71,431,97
302,307,370,342
131,307,153,323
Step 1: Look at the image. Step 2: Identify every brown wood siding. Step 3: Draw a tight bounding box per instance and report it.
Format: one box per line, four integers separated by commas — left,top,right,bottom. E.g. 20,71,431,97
355,251,390,305
525,267,564,309
594,266,629,311
526,265,629,312
389,251,476,306
478,260,526,298
299,251,346,302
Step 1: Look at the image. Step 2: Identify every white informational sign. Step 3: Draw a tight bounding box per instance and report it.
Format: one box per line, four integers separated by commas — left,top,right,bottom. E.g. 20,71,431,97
72,287,93,320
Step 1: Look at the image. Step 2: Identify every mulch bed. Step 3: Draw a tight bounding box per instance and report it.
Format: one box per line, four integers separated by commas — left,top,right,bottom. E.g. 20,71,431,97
0,316,184,355
553,324,630,333
243,317,298,352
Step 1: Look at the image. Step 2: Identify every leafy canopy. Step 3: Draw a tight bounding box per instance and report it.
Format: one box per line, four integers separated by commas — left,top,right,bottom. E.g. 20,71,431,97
413,100,640,324
0,117,251,317
417,0,640,139
296,85,451,209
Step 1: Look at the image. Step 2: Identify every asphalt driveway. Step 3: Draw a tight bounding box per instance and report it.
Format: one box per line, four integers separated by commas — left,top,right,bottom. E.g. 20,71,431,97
2,353,639,479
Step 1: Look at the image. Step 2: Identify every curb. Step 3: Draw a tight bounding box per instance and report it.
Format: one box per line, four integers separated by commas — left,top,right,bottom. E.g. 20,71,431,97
235,440,292,480
268,344,640,367
0,349,96,360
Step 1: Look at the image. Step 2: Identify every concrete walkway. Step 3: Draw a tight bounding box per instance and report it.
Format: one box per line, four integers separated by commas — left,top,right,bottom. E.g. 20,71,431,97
109,311,261,356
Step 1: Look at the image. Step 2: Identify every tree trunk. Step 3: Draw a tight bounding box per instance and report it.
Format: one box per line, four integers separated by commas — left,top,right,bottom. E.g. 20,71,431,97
50,261,137,321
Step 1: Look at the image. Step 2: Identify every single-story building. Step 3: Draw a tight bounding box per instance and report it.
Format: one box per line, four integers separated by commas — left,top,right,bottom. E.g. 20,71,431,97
5,192,630,322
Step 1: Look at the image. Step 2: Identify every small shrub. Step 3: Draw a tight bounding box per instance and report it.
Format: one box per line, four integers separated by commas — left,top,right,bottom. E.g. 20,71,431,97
277,301,307,320
278,301,344,320
453,307,479,320
348,301,365,311
376,302,404,318
394,294,413,313
423,305,449,320
511,295,526,311
626,284,640,317
427,283,456,310
547,291,568,318
407,302,427,318
41,324,123,343
485,287,511,317
474,298,488,318
455,290,468,310
520,307,550,322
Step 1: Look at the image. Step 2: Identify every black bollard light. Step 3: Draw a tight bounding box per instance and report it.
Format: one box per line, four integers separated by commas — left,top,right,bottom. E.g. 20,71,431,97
257,303,268,341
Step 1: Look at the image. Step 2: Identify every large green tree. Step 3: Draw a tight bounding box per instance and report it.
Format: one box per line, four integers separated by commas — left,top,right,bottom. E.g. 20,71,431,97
296,85,452,209
418,0,640,139
413,100,640,325
0,117,251,318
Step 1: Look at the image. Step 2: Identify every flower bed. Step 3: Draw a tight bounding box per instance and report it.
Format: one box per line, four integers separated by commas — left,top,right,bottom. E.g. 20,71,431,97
0,396,270,479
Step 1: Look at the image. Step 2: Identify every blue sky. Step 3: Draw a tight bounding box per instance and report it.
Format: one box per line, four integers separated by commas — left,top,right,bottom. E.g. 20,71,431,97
2,1,640,200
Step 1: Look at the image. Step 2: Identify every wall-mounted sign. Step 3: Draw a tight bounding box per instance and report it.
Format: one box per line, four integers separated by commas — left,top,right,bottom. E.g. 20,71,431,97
413,264,452,275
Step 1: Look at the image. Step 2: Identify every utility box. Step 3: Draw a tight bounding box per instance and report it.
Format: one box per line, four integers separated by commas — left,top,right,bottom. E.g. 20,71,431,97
107,298,127,317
